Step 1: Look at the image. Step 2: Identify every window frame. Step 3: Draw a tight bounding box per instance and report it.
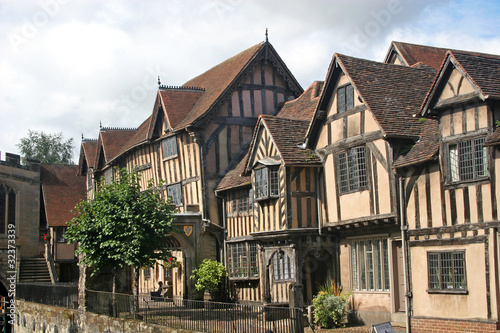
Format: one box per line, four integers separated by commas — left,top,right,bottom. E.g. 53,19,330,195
337,83,354,114
227,242,259,280
337,146,368,194
56,227,67,243
350,238,390,292
272,250,295,283
162,136,178,160
446,136,487,184
427,250,467,293
166,183,182,206
255,166,279,201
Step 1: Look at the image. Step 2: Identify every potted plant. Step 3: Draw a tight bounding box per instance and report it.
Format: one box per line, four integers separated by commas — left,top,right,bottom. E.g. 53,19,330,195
165,256,181,270
190,259,227,301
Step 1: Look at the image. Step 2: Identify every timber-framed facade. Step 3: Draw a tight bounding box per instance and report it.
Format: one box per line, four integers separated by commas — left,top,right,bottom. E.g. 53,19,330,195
77,39,303,299
77,38,500,332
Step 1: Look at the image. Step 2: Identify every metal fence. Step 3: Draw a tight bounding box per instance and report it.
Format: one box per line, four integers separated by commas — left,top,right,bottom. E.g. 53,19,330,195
16,282,78,309
86,290,304,333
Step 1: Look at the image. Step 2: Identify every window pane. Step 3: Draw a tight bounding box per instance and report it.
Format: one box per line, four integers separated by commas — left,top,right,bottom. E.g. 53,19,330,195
359,241,366,290
162,136,177,158
167,184,182,205
459,140,474,181
474,137,487,178
374,240,382,290
337,86,346,113
428,253,439,289
449,144,459,182
346,84,354,111
338,152,348,192
383,239,390,290
348,148,360,191
351,242,359,290
453,252,465,289
7,190,15,229
270,168,279,196
440,252,453,289
249,243,259,277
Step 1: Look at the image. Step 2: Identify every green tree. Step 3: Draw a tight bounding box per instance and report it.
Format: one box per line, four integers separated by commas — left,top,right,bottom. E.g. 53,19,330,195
66,168,176,298
17,130,74,164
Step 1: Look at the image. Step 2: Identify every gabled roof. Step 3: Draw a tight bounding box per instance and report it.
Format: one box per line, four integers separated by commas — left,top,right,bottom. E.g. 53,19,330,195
393,118,440,168
175,41,303,130
277,81,323,122
77,139,97,176
95,128,137,169
41,164,86,227
308,54,436,145
384,41,449,70
156,88,204,131
421,50,500,116
245,115,321,174
218,82,322,192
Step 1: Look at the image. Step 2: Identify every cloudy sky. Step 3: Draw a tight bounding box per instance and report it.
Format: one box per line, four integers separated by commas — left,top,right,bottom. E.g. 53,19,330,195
1,0,500,162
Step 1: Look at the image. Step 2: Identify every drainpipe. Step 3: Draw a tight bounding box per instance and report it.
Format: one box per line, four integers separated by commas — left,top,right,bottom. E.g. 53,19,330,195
316,168,322,236
399,177,410,332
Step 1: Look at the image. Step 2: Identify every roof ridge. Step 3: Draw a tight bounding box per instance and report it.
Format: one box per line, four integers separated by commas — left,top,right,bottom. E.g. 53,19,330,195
159,85,205,92
100,127,138,132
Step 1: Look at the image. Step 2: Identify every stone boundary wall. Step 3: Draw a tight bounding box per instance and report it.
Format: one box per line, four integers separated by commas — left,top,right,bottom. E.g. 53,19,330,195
411,317,498,333
15,300,204,333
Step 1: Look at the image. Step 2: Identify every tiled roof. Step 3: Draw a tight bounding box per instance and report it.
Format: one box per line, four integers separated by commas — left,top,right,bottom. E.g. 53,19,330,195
277,81,323,122
111,117,151,162
393,118,440,168
485,126,500,146
450,50,500,98
175,42,302,129
420,50,500,116
159,88,204,130
78,139,97,175
41,164,86,227
97,128,138,167
261,116,321,166
216,155,251,192
337,54,436,138
387,41,449,70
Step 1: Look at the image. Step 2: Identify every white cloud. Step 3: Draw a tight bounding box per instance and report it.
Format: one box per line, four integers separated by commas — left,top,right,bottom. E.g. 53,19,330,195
0,0,498,162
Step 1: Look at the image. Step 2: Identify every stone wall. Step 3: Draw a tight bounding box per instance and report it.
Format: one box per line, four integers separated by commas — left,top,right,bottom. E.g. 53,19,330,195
15,300,205,333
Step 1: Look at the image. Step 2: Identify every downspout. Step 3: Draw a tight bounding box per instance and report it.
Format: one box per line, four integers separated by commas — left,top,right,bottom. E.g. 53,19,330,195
316,168,322,236
399,177,410,332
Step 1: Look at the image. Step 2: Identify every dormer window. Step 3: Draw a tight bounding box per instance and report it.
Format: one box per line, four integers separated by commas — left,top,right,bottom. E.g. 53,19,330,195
337,83,354,113
162,136,178,159
255,166,279,200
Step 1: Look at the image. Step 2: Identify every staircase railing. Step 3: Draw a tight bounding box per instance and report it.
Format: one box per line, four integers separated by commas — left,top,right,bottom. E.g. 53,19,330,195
45,242,58,284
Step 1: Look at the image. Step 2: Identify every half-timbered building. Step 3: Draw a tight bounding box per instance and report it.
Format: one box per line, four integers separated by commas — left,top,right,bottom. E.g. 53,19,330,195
304,54,436,325
77,39,303,298
394,50,500,332
217,81,336,306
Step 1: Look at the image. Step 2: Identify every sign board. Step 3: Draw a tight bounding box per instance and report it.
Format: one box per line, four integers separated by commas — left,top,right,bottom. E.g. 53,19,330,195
371,322,394,333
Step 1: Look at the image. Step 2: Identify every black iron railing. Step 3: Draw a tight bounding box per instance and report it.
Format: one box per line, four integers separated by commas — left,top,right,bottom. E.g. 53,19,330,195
16,282,78,309
86,290,304,333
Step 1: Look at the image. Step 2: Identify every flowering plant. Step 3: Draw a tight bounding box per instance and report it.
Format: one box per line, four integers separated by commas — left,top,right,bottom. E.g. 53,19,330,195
43,234,51,242
165,257,181,270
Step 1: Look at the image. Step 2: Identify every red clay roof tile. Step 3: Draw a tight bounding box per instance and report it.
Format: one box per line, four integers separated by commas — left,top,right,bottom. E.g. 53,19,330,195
41,164,86,227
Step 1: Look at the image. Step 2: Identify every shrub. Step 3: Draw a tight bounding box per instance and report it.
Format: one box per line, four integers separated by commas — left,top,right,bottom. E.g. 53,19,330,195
312,280,351,328
190,259,228,300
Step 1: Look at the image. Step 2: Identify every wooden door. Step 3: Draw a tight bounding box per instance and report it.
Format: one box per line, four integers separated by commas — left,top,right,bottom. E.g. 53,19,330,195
393,241,405,312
